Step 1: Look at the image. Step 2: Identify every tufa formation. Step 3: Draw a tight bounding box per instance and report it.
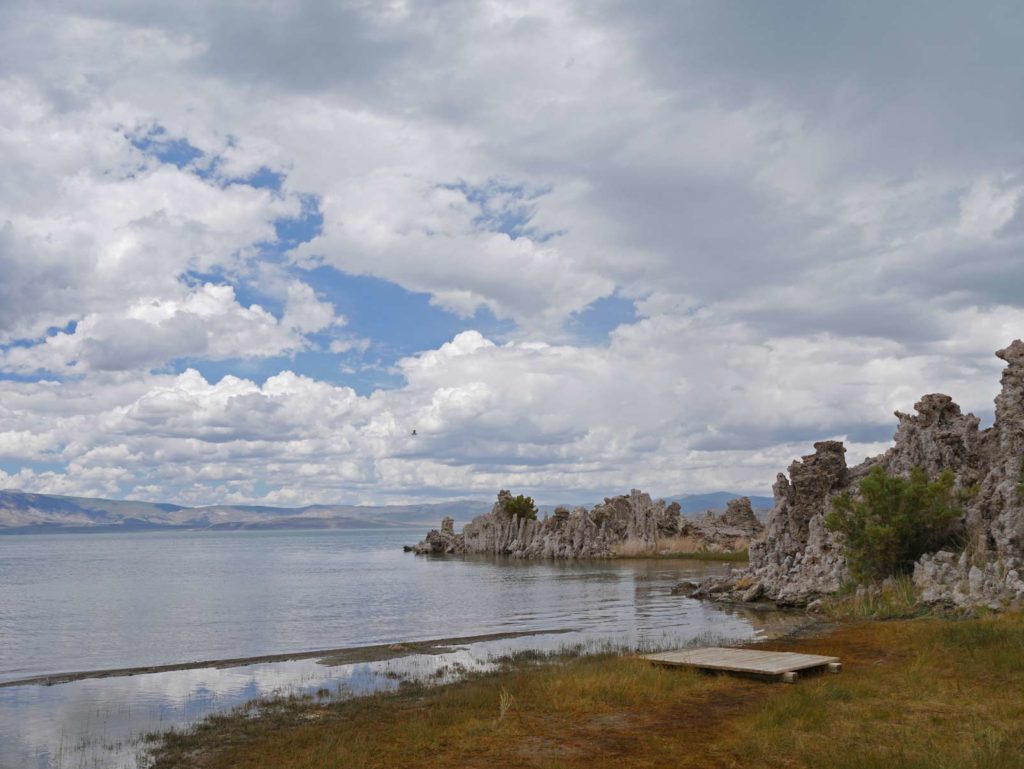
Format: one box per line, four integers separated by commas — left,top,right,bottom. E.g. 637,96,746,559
699,340,1024,609
407,489,762,558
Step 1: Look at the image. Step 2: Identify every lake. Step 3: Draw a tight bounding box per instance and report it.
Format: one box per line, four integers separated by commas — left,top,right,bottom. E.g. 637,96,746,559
0,528,795,769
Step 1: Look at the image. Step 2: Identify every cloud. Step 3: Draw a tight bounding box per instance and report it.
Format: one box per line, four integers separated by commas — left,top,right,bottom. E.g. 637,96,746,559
0,78,300,345
292,174,615,330
1,283,342,374
281,281,343,335
329,338,370,355
0,322,1008,504
0,0,1022,503
9,0,1024,334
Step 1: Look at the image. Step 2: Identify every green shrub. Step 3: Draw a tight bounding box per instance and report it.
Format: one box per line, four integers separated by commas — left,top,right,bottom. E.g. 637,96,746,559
504,494,538,521
825,466,961,583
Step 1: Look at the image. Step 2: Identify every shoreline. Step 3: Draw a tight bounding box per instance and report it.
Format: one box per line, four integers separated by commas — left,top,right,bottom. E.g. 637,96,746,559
0,628,576,689
146,610,1024,769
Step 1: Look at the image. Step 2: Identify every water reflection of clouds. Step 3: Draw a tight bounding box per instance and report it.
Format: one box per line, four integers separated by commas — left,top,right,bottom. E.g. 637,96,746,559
1,536,793,769
0,647,503,769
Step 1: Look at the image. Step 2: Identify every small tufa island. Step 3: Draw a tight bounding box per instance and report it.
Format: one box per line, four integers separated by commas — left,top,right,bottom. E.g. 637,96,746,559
406,490,762,558
410,340,1024,612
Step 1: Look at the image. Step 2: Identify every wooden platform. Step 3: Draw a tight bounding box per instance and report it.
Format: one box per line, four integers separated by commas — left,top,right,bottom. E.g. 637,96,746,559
643,647,841,683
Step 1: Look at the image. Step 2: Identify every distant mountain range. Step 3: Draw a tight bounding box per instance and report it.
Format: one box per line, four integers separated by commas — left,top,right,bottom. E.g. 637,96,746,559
667,491,773,515
0,489,773,535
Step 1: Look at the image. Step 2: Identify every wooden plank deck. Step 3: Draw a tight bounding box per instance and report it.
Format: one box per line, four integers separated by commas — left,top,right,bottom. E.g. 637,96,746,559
643,647,841,682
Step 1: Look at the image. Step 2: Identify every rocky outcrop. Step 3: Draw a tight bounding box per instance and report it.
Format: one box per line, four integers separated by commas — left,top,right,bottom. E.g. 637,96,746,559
408,489,754,559
722,441,853,603
403,516,464,554
880,394,988,483
971,341,1024,556
914,550,1024,609
683,497,763,552
913,341,1024,609
720,497,762,530
700,341,1024,609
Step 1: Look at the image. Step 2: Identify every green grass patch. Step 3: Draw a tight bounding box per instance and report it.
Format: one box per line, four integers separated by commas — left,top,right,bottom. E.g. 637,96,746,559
728,613,1024,769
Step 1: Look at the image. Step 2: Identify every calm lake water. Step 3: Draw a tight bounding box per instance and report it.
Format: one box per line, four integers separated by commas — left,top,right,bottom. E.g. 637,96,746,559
0,529,795,769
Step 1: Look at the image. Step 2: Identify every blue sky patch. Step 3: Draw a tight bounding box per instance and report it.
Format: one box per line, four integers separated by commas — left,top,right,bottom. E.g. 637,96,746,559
0,459,65,476
274,195,323,247
129,125,204,168
235,166,286,191
443,180,562,241
308,269,513,352
565,294,638,344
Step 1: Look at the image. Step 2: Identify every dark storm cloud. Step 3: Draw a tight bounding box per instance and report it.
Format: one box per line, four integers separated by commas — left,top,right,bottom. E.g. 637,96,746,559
596,1,1024,170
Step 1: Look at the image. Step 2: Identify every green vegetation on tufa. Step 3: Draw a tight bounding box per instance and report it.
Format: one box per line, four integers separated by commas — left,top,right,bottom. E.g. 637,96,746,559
504,494,538,521
825,466,962,583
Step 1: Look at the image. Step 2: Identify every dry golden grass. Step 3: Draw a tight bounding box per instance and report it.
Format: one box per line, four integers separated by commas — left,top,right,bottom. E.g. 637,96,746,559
819,574,925,620
612,535,749,560
150,612,1024,769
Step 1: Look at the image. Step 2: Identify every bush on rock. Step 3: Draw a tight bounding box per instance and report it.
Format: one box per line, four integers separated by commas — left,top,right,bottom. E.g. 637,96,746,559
504,494,538,522
826,466,961,583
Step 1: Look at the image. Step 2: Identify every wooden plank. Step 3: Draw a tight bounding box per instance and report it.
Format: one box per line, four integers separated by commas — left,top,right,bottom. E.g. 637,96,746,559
643,647,840,677
647,648,841,671
644,648,839,675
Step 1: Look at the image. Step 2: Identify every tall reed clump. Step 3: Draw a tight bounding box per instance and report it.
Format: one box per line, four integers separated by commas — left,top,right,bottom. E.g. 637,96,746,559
819,574,922,620
497,687,515,720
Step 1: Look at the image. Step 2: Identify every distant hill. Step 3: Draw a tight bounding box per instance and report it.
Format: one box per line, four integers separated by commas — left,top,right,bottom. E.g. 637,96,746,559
0,490,489,534
667,492,774,517
0,489,772,534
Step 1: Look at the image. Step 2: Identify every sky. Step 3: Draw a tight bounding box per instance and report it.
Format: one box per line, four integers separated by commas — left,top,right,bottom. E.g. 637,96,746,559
1,1,1023,506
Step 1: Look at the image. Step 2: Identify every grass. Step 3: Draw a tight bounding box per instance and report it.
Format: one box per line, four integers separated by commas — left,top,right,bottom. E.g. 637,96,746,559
651,547,750,562
612,535,750,561
148,611,1024,769
819,574,926,620
728,613,1024,769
